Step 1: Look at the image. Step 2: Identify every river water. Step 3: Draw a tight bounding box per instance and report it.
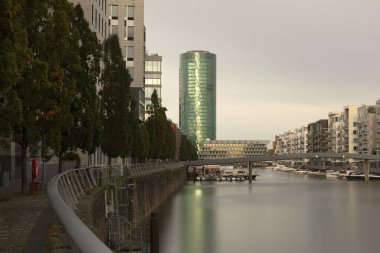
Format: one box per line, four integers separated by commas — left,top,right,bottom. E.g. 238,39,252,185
158,169,380,253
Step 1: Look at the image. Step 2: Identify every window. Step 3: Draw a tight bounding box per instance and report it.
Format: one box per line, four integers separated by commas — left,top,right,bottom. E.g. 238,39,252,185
127,46,134,61
95,9,97,28
92,5,94,24
127,6,134,20
127,26,134,40
111,25,118,35
127,67,134,79
111,5,118,19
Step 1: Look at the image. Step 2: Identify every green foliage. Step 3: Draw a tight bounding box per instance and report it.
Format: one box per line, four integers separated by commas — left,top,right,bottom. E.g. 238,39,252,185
179,134,198,161
368,106,376,113
62,151,80,165
0,0,27,139
100,35,132,158
145,89,176,160
58,4,102,162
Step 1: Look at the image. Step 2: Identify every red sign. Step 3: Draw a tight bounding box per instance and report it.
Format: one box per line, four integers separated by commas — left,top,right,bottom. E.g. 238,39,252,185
32,159,39,179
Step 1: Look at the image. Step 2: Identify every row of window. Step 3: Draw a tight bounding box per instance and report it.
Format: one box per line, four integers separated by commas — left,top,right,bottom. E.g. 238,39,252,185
145,78,161,85
95,0,107,13
111,5,134,20
91,5,107,37
145,61,161,72
110,24,134,40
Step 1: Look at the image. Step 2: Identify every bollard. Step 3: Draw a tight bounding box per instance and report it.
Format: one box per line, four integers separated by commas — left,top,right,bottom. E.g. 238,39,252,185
248,162,252,184
150,212,159,253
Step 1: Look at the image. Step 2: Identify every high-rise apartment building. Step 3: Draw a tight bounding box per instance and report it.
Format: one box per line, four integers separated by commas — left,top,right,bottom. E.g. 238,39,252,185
274,127,307,155
342,105,360,153
377,100,380,155
328,111,343,153
108,0,145,121
357,105,376,154
307,120,328,153
144,54,162,120
179,51,216,151
68,0,146,165
73,0,146,121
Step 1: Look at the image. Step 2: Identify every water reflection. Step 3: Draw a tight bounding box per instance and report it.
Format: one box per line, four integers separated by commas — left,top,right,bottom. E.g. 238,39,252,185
159,170,380,253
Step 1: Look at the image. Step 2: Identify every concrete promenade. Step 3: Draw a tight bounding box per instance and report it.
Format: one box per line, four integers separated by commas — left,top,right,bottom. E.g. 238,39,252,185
0,191,52,253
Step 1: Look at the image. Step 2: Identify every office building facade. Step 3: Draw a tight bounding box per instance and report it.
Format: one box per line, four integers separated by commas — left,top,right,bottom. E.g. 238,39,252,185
144,54,162,120
179,50,216,151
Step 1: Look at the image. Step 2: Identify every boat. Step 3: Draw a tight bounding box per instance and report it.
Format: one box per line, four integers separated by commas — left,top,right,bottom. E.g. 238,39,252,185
345,172,380,181
326,171,339,179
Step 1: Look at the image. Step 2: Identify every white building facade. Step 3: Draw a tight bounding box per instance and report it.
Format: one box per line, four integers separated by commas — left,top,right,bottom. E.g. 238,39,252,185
274,127,307,155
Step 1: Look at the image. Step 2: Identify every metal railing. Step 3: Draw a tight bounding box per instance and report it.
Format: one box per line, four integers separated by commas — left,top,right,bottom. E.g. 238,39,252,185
47,162,187,253
47,166,116,253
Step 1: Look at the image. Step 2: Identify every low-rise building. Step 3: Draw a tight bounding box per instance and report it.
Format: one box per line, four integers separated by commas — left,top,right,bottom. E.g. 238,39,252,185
198,140,270,159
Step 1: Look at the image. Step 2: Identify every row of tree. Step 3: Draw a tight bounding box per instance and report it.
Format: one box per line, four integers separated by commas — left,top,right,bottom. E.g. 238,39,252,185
0,0,197,193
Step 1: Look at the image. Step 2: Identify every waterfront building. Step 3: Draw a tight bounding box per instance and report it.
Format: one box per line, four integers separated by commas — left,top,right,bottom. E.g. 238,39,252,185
357,105,376,154
198,140,269,159
341,105,360,153
307,120,328,153
328,111,343,153
66,0,146,165
179,50,216,151
144,54,162,120
274,127,307,155
377,100,380,155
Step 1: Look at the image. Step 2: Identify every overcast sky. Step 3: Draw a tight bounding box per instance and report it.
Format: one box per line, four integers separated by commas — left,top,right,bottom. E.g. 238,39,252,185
144,0,380,142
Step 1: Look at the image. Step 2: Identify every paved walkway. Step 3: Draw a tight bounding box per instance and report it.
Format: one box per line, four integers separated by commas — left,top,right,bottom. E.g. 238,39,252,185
0,192,51,253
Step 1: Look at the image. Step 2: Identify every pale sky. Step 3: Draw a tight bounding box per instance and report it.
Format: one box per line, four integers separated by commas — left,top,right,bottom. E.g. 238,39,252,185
144,0,380,142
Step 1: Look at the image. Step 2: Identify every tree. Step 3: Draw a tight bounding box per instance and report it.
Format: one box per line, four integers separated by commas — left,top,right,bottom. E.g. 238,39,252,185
145,89,176,160
57,4,101,171
179,134,197,161
130,101,150,163
100,35,132,160
0,0,27,144
44,0,82,172
9,0,79,192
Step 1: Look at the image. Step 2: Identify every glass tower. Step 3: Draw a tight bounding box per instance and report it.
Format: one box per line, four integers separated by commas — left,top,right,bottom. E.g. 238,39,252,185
179,50,216,151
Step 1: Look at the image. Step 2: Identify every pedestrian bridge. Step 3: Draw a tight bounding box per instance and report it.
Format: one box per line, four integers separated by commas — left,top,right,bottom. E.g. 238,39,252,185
189,152,380,183
47,153,380,253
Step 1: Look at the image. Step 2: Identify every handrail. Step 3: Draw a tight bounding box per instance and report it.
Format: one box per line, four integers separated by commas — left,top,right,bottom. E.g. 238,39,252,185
47,162,187,253
47,168,114,253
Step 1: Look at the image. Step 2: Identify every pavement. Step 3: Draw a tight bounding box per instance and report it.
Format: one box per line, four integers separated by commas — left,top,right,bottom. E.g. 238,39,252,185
0,191,54,253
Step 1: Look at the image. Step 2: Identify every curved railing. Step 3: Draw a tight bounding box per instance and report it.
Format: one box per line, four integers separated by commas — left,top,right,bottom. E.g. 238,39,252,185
47,162,187,253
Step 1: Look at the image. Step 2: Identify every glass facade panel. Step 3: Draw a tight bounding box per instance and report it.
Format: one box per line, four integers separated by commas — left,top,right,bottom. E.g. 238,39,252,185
179,51,216,151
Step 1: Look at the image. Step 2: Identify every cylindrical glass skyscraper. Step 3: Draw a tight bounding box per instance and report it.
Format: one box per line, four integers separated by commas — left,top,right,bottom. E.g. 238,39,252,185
179,50,216,151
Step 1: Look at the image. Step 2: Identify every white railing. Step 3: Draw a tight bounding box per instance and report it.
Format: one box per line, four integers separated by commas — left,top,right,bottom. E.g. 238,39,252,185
47,162,187,253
